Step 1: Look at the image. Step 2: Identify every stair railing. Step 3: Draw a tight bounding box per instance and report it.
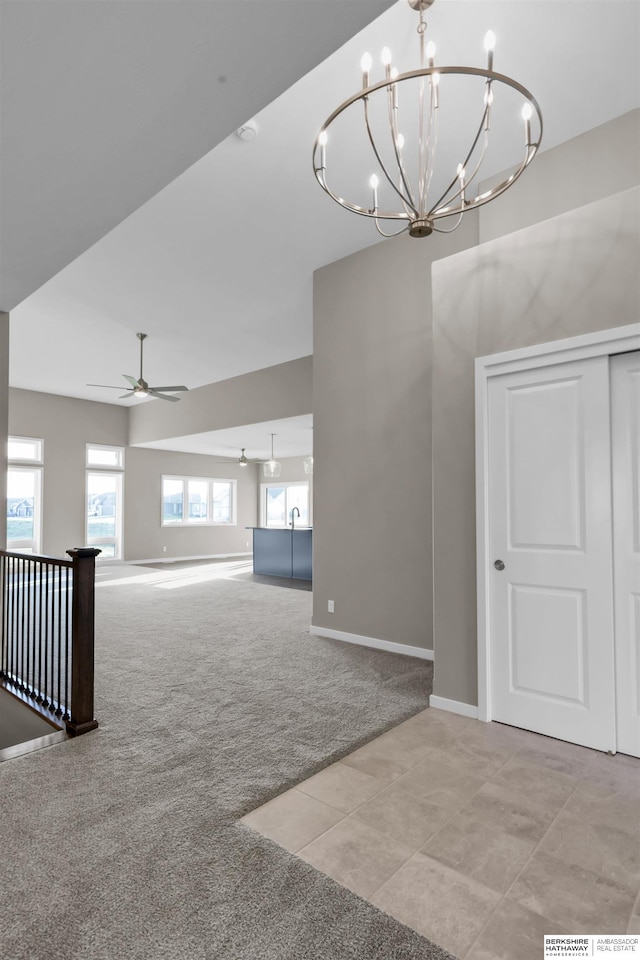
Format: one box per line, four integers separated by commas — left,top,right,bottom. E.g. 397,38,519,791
0,547,100,736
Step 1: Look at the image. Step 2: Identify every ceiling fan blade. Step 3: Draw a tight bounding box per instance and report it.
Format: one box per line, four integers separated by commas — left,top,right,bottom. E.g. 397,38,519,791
87,383,126,389
123,374,139,388
149,389,179,402
150,385,188,392
119,391,135,399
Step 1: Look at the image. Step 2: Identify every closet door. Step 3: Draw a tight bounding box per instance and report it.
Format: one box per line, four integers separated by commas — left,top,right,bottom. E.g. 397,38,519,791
488,356,616,752
611,351,640,758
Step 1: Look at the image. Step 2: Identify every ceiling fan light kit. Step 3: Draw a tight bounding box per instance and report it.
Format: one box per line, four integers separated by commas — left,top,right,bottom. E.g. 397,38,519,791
313,0,542,238
87,332,188,402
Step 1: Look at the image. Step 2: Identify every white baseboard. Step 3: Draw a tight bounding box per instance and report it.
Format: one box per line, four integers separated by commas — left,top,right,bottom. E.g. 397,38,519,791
310,625,434,661
126,552,252,565
429,695,479,720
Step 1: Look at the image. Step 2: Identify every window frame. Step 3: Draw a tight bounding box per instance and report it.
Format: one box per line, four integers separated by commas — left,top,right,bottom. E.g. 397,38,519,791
7,435,44,464
86,443,125,560
86,443,125,470
6,462,43,554
260,480,311,529
161,476,237,528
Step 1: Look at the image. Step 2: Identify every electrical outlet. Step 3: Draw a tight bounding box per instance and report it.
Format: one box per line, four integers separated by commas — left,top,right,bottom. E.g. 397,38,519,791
328,600,335,613
162,546,167,553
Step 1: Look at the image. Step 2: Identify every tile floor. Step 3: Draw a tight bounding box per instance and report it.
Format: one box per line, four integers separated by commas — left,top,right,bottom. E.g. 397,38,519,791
240,707,640,960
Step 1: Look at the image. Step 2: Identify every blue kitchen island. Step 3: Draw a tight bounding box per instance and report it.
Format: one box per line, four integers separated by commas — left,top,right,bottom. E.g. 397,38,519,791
247,527,312,581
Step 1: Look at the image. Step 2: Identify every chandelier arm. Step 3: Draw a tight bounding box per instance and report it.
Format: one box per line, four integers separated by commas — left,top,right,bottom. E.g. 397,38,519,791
313,65,542,235
374,219,410,238
364,97,419,216
387,85,417,217
432,210,465,233
428,102,490,216
432,129,489,216
432,142,535,221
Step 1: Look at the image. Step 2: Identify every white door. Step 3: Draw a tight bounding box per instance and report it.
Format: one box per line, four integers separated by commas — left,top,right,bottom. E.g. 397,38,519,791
611,351,640,758
488,356,616,752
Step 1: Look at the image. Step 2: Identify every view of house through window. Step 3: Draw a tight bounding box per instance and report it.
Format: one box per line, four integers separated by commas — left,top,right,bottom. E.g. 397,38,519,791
86,445,124,559
262,482,310,527
7,436,43,554
161,477,236,526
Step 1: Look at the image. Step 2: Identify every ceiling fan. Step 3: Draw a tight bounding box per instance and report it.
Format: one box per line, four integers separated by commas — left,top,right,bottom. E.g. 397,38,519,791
87,332,188,402
212,448,266,467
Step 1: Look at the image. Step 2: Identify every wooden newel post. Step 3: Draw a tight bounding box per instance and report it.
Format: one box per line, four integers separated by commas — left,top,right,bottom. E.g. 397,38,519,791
65,547,101,736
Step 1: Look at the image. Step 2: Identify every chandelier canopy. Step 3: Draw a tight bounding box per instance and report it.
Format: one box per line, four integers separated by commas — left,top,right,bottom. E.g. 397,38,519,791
313,0,542,238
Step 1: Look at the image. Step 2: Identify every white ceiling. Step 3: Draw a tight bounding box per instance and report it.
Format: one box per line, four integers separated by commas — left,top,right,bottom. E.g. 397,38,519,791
5,0,640,458
137,415,314,461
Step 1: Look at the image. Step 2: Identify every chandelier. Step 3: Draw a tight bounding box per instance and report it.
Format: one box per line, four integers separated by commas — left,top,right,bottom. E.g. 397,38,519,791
313,0,542,238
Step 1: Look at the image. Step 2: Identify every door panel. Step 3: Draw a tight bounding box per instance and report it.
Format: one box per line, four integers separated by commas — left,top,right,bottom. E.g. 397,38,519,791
489,356,615,752
508,378,585,550
611,351,640,758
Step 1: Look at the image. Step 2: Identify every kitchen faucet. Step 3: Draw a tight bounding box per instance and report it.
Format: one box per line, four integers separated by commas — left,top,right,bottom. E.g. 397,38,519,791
290,506,300,529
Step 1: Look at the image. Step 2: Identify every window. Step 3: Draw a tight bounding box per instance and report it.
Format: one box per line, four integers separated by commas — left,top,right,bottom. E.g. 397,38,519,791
7,436,44,553
261,482,310,528
87,444,124,469
161,477,236,527
8,436,43,463
86,444,124,559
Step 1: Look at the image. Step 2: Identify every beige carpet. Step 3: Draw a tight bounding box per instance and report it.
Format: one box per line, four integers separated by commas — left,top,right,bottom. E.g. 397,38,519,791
0,560,454,960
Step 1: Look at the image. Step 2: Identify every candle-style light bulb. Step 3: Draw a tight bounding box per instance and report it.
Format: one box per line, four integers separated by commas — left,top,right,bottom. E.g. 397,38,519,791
318,130,327,169
458,164,466,203
369,173,379,211
484,30,496,71
361,52,372,88
397,133,405,150
381,46,392,81
426,40,436,67
521,102,532,145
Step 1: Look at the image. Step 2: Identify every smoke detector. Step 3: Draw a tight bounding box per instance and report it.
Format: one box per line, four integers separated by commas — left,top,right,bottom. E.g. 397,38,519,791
236,121,258,142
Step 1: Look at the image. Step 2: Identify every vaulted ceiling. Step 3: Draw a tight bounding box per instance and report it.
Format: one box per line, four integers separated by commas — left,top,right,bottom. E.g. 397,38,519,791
3,0,639,459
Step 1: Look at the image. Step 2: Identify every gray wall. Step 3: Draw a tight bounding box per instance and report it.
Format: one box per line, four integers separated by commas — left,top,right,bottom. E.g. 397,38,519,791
129,356,312,446
124,447,256,561
480,111,640,243
0,314,9,550
312,215,479,649
9,389,128,557
8,388,258,561
432,186,640,706
312,109,640,674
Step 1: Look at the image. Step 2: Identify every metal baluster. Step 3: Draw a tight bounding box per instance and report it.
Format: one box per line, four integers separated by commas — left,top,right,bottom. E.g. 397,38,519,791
56,564,62,715
26,558,32,696
64,566,70,719
0,555,5,680
36,560,43,702
20,557,26,692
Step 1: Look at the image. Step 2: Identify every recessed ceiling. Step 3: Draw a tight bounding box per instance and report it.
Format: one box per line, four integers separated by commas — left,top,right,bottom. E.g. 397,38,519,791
136,415,314,461
5,0,640,457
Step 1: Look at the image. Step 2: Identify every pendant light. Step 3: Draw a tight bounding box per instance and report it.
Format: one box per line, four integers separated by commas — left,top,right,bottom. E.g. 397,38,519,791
263,433,281,478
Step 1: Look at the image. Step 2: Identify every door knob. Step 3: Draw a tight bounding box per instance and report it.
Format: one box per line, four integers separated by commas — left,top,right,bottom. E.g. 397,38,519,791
494,559,505,571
